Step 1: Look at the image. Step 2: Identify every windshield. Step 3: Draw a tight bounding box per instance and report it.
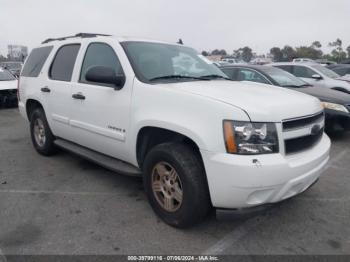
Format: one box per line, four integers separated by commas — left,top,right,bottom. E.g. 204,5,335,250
121,41,227,83
311,64,340,79
262,66,309,87
0,69,16,81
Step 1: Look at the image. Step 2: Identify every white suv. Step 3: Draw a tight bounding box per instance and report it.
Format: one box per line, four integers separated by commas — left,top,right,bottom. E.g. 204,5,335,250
18,33,331,228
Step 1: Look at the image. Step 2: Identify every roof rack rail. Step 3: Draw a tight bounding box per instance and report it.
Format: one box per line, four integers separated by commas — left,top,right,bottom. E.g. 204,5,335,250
41,33,111,44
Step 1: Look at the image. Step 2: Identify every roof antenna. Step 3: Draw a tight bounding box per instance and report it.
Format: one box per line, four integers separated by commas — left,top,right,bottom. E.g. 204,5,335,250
177,39,184,45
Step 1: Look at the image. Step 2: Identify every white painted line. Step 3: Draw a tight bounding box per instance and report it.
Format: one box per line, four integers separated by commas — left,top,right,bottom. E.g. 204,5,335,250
203,215,268,255
0,189,124,196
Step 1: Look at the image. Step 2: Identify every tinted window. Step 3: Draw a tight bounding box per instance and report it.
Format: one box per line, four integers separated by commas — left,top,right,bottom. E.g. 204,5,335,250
293,66,316,78
50,44,80,81
221,68,237,79
21,46,53,77
274,65,293,73
0,68,16,81
237,69,269,84
80,43,123,84
334,67,350,76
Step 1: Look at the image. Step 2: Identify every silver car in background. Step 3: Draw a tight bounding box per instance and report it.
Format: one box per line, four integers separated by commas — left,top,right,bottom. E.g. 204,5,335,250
271,62,350,93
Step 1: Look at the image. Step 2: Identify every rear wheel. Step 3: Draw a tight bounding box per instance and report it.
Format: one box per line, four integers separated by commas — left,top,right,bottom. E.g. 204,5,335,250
30,108,56,156
143,143,211,228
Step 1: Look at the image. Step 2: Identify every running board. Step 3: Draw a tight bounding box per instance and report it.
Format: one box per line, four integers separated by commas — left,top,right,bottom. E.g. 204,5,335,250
54,139,142,177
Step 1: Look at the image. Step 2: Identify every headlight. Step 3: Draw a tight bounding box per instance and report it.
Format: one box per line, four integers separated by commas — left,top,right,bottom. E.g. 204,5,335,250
321,102,349,113
223,120,279,155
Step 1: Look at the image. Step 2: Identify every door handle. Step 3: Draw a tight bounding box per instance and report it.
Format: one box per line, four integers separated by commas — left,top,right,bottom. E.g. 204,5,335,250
72,93,86,100
41,87,51,93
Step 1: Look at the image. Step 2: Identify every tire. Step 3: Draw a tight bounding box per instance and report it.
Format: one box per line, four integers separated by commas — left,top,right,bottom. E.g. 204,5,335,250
30,108,56,156
143,142,211,228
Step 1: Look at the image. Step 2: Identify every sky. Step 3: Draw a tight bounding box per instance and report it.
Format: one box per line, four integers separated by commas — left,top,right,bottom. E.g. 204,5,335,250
0,0,349,56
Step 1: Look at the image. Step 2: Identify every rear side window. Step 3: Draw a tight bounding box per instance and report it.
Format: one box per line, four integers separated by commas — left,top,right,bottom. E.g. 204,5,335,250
21,46,53,77
79,42,123,84
293,66,316,78
50,44,80,81
274,65,293,73
237,69,269,84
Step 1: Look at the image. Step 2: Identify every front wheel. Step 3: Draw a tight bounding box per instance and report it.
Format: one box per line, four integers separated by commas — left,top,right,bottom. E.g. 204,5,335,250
143,143,211,228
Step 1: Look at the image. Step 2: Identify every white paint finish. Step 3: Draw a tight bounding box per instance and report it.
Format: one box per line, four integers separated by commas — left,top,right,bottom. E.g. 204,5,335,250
0,80,17,91
19,37,331,210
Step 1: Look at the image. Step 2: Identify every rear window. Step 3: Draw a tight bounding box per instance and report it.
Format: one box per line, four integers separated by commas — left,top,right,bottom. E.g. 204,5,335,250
49,44,80,81
21,46,53,77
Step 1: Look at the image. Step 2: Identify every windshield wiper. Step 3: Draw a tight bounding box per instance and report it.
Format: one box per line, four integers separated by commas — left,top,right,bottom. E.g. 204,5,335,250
199,74,230,80
149,75,209,82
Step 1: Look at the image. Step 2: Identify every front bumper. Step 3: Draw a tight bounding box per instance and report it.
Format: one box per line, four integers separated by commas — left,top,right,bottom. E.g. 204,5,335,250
325,108,350,132
0,89,18,108
201,134,331,209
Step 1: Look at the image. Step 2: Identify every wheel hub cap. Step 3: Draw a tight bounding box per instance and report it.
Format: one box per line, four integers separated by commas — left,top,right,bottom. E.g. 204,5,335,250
151,162,183,212
33,119,46,147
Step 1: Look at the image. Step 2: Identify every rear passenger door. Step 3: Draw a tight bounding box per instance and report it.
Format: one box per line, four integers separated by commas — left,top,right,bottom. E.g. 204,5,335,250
45,44,81,139
69,41,133,161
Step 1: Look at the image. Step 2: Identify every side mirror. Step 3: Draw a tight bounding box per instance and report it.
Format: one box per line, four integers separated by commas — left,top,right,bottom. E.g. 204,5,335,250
85,66,125,89
311,74,322,80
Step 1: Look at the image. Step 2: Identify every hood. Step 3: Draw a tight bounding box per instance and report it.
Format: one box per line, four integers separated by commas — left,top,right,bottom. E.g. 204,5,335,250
165,80,322,122
0,80,17,91
289,85,350,105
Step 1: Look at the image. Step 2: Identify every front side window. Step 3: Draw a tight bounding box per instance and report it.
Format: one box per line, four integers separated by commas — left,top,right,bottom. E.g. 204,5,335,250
21,46,53,77
261,67,308,87
237,69,269,84
50,44,80,81
121,41,227,83
80,43,123,85
311,64,340,79
293,66,316,78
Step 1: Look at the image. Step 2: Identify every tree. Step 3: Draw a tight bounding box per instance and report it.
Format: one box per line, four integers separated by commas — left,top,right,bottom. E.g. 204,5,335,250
270,47,283,62
347,45,350,58
211,49,227,56
311,41,322,49
295,46,323,60
201,51,209,56
240,46,253,62
177,39,183,45
281,45,296,61
328,38,346,62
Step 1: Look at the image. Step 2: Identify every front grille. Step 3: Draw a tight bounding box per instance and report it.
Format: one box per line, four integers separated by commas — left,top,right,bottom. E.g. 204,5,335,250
283,111,324,155
282,111,324,131
285,127,323,154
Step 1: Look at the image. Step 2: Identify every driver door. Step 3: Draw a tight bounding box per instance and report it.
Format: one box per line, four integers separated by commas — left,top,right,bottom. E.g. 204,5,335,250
69,41,132,161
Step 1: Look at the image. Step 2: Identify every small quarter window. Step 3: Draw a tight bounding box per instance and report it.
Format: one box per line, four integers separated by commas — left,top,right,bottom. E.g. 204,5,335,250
21,46,53,77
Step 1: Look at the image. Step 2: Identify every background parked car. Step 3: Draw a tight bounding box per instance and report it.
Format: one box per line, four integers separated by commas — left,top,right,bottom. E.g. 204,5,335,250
220,64,350,132
293,58,316,63
0,68,18,108
271,62,350,94
0,61,23,77
327,64,350,76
